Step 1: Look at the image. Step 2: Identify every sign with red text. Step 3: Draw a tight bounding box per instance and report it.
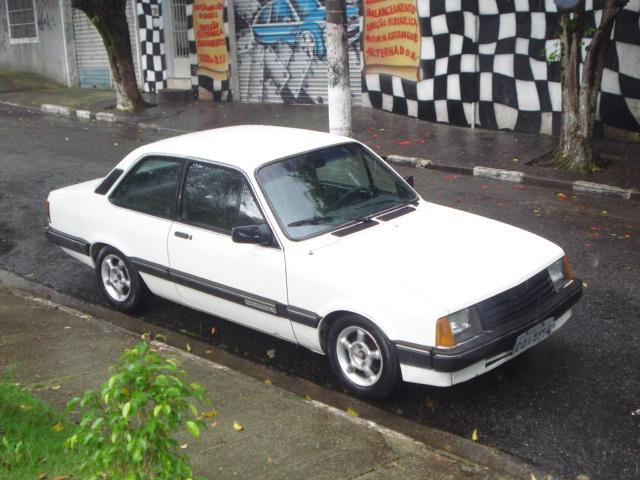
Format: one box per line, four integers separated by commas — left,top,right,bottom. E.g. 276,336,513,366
193,0,229,81
363,0,421,81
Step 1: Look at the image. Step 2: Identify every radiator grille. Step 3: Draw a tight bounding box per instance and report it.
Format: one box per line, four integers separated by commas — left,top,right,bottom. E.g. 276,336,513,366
478,269,555,330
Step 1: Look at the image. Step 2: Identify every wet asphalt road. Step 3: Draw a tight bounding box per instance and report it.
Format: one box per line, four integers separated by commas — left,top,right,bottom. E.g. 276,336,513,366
0,105,639,479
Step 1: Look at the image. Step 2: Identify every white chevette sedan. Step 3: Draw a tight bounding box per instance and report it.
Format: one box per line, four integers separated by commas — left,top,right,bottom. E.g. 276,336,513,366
45,126,583,398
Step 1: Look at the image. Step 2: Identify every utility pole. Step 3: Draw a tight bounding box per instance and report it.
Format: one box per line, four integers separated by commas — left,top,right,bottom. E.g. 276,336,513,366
326,0,352,136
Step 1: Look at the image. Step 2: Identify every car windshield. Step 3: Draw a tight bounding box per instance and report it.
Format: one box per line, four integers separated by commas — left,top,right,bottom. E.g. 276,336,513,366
257,143,418,240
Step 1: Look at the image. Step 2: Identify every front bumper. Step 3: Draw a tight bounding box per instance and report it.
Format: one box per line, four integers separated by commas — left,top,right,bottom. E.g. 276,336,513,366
396,278,583,385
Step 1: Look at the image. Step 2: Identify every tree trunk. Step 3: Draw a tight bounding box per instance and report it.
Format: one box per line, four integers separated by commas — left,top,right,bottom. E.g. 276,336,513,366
553,0,627,172
326,0,352,136
72,0,148,112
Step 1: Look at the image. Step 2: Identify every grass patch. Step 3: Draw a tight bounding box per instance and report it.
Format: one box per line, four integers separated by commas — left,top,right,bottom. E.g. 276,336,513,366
0,381,81,479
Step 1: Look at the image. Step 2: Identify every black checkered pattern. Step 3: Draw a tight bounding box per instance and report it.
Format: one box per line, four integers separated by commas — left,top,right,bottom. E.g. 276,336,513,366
186,0,232,101
362,0,640,134
137,0,167,94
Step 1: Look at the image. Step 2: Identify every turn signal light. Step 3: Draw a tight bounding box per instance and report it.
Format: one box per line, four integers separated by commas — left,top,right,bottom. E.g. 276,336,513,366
436,317,456,348
562,256,574,281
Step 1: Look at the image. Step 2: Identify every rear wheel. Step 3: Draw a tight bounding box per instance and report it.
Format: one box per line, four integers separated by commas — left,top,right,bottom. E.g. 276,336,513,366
327,315,399,399
96,246,148,313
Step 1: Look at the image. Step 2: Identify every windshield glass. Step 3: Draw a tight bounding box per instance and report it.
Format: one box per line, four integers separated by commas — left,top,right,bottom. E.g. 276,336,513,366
257,143,418,240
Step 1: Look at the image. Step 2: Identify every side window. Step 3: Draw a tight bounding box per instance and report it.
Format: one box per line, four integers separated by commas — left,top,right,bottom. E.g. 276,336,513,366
181,163,243,233
110,158,182,219
367,155,399,194
237,182,266,227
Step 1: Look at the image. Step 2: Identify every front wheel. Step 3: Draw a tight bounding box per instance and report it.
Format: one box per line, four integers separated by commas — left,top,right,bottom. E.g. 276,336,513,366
96,247,148,313
327,315,399,399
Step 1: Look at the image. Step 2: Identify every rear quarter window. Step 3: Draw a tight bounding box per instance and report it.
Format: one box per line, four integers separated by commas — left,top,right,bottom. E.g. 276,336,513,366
110,157,182,219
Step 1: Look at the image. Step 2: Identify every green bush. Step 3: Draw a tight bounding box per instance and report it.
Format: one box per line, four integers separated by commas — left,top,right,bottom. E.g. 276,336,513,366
67,341,209,480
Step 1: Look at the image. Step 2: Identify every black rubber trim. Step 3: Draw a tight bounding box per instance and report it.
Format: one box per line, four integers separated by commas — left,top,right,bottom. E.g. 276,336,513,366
332,220,378,237
130,258,170,280
132,263,320,326
94,169,124,195
285,306,322,328
43,226,90,256
377,206,415,222
395,341,433,369
394,279,583,372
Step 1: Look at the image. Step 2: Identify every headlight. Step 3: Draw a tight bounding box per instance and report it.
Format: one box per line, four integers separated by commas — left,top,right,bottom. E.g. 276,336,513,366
548,256,574,291
436,307,482,348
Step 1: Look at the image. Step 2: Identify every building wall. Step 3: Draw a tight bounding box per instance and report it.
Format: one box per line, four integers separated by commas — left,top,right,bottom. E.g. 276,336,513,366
362,0,640,134
0,0,77,86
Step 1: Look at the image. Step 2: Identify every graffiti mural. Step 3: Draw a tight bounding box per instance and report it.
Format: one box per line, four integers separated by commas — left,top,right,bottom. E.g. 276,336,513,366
234,0,360,104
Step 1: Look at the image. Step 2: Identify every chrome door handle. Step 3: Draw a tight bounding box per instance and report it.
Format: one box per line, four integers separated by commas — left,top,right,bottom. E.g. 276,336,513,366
174,231,192,240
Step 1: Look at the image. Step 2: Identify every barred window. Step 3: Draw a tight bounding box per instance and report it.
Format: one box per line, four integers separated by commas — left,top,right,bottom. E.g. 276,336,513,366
7,0,37,43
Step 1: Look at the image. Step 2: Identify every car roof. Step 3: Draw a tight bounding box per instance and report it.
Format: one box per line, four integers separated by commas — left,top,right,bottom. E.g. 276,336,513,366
130,125,354,172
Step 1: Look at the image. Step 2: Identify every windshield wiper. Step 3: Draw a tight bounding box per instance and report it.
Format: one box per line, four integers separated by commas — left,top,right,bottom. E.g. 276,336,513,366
288,214,373,228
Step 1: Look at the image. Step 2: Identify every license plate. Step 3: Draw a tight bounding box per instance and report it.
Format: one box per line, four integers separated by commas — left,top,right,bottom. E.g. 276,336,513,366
513,318,555,355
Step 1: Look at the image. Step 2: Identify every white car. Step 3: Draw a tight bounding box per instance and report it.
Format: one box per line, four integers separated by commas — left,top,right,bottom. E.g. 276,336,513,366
45,126,583,398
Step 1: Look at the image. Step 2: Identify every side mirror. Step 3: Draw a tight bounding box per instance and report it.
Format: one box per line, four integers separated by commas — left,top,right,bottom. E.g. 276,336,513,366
232,223,273,246
403,175,415,187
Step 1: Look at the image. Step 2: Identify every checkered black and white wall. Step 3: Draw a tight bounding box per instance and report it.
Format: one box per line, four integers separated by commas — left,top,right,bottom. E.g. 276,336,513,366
186,0,232,101
362,0,640,135
136,0,168,93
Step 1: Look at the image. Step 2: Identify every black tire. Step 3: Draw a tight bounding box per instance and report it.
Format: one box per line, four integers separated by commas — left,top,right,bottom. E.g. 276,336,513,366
95,246,148,313
327,314,399,399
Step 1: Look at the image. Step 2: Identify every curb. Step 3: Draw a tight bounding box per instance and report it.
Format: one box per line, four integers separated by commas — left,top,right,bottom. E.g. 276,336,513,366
387,154,638,201
37,102,123,123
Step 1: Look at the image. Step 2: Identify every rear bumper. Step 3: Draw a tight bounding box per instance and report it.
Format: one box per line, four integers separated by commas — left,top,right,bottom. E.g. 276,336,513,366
43,226,91,256
396,279,583,386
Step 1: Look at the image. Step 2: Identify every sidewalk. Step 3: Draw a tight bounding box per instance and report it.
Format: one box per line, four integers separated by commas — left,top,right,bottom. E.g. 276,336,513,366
0,286,539,480
1,67,638,197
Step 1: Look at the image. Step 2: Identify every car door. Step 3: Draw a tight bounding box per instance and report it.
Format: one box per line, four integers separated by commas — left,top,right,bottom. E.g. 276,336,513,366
107,156,183,301
167,160,296,341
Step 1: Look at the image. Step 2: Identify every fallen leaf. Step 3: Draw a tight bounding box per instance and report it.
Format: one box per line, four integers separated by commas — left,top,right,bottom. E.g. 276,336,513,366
623,233,631,239
425,399,438,410
582,282,588,288
52,476,70,480
556,192,568,200
50,385,61,390
64,326,72,330
601,210,608,215
210,421,219,427
304,395,312,401
19,404,32,410
266,349,276,359
64,137,69,141
264,378,273,385
398,140,410,145
202,410,218,418
471,429,478,441
267,456,273,464
37,473,48,480
51,422,64,433
512,158,519,162
186,343,192,352
346,407,359,417
233,421,244,432
179,443,188,449
113,142,119,146
531,474,538,480
205,349,214,354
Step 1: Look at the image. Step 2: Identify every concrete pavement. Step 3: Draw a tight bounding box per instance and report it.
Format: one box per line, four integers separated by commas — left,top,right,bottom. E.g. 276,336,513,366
0,285,534,480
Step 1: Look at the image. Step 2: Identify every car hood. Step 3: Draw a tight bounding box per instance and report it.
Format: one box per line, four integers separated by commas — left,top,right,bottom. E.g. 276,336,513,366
303,202,563,314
